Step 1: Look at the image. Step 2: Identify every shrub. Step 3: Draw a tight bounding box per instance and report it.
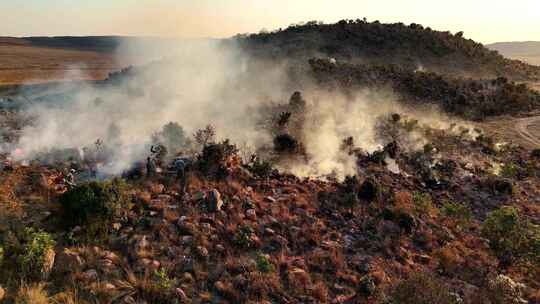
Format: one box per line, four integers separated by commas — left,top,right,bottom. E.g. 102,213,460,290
60,179,129,228
18,228,55,279
198,139,239,178
256,254,274,273
500,163,519,178
246,156,275,178
233,225,254,248
413,192,433,215
441,201,472,229
59,179,130,241
388,272,460,304
482,206,540,263
153,267,177,291
15,283,50,304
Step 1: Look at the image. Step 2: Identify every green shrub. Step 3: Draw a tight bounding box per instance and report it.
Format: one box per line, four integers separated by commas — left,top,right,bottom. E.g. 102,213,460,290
413,192,433,215
500,163,519,178
18,228,55,279
60,179,129,227
441,201,472,229
256,254,274,273
482,206,540,263
153,267,177,291
233,225,254,248
388,272,460,304
246,157,274,178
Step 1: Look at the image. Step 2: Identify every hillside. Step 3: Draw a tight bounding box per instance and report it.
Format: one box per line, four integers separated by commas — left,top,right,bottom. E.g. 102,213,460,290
236,20,540,81
487,41,540,66
308,58,540,120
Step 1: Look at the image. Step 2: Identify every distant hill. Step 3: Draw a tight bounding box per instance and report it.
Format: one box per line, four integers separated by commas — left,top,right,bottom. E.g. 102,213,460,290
236,20,540,81
487,41,540,66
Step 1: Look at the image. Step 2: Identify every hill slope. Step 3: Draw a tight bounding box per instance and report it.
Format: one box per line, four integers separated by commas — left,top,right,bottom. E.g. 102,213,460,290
237,20,540,80
487,41,540,65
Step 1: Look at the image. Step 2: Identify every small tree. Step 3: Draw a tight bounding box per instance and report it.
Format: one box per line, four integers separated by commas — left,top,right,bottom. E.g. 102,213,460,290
194,124,216,147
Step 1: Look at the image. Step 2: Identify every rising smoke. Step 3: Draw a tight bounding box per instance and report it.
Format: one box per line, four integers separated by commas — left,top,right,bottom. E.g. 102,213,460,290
10,38,462,179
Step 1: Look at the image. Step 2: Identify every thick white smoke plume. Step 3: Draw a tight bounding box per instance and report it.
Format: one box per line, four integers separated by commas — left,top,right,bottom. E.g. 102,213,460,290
10,39,461,179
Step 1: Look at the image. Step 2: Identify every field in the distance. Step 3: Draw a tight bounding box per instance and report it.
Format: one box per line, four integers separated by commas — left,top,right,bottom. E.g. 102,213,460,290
0,37,131,85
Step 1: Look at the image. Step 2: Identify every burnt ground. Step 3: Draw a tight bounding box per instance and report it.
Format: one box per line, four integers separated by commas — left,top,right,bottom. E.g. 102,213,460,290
0,110,539,303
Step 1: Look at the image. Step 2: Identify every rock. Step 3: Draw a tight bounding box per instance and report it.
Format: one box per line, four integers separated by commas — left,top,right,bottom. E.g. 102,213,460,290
101,251,120,263
103,282,116,290
215,244,225,253
207,189,223,212
265,196,276,203
176,288,188,301
414,254,432,264
196,246,209,258
55,248,84,273
192,191,206,201
82,269,99,282
0,285,5,302
150,183,165,194
132,235,151,258
180,236,193,245
488,274,527,304
264,228,275,236
246,209,257,220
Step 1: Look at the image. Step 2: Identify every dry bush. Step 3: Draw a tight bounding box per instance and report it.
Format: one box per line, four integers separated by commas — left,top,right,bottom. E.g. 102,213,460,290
388,272,460,304
311,280,329,302
15,282,50,304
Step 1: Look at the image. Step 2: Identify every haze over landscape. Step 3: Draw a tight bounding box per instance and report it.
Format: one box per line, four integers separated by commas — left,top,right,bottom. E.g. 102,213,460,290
0,1,539,304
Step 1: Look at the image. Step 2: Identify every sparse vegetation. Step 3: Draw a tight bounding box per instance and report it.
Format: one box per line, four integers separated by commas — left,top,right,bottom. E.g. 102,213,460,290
18,228,56,280
482,206,540,263
59,179,130,240
388,272,460,304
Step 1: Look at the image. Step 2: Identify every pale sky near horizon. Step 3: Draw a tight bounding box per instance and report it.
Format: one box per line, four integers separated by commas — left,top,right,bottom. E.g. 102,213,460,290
1,0,539,44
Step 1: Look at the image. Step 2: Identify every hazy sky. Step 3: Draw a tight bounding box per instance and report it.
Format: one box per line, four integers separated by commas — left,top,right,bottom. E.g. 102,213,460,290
2,0,539,43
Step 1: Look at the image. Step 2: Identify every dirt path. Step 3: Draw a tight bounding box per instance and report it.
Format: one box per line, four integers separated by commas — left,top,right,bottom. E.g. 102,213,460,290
515,116,540,147
480,113,540,149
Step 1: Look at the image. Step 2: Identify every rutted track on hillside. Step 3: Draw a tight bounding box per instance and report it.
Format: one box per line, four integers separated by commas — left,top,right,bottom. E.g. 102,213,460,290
516,116,540,147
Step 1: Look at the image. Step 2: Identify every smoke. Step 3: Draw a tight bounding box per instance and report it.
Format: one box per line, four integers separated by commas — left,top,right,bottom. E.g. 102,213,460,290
9,38,465,179
11,39,290,175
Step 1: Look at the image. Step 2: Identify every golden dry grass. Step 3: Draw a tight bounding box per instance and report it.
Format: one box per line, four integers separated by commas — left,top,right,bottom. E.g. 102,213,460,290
0,44,128,85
